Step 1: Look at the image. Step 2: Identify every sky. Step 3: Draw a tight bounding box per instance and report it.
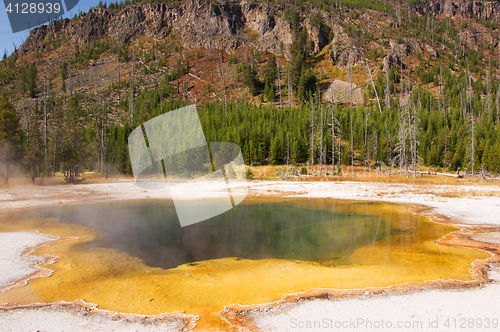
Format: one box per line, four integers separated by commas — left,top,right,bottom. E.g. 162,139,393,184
0,0,105,57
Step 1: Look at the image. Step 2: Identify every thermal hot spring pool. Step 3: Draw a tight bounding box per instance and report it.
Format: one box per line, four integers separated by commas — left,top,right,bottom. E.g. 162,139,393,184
0,198,491,329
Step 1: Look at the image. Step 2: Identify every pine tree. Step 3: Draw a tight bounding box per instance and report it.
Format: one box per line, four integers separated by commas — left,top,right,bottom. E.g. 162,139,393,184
19,65,26,95
24,106,44,182
60,97,85,182
242,64,259,96
310,99,315,174
0,94,23,184
264,54,277,88
396,103,409,176
28,62,37,98
409,104,420,178
268,136,278,165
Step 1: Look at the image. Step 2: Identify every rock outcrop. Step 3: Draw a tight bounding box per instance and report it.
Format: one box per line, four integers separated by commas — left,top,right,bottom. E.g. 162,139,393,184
328,26,363,69
17,0,325,60
323,79,363,105
416,0,500,21
383,40,412,72
16,0,500,66
305,19,327,54
382,37,439,72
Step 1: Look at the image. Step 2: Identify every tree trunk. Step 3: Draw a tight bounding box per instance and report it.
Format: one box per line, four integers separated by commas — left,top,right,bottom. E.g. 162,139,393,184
277,58,282,110
4,156,9,185
53,127,58,176
349,64,354,175
331,104,335,175
44,80,48,175
319,107,324,175
310,103,314,175
218,51,227,115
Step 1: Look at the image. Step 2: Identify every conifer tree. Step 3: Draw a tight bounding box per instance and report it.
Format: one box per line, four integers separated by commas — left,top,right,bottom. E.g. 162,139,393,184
0,95,23,184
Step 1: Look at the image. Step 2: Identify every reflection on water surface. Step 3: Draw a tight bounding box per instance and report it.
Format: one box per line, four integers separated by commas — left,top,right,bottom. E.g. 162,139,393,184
0,197,490,330
32,198,416,268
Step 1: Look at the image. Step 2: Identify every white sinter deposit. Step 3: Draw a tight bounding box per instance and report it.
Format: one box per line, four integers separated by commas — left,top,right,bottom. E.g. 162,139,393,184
0,180,499,331
0,231,56,289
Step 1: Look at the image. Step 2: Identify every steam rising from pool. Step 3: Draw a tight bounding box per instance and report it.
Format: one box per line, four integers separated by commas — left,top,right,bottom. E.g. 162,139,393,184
1,198,490,329
34,198,399,269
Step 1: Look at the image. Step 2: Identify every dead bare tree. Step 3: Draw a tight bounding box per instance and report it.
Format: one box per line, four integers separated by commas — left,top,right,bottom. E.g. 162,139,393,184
364,107,372,170
43,78,48,173
286,132,290,170
385,68,391,110
498,38,500,124
395,100,409,177
97,91,110,174
385,124,394,174
409,101,420,178
439,65,445,120
496,83,500,125
487,57,492,119
130,47,135,127
319,105,324,175
277,57,282,110
218,50,228,115
310,99,315,175
349,63,354,175
288,71,292,108
464,61,473,125
468,115,476,176
373,124,379,167
329,90,341,175
365,61,382,114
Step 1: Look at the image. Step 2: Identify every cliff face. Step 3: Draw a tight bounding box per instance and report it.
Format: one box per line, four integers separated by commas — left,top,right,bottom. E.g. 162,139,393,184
416,0,500,21
16,0,500,61
18,0,298,58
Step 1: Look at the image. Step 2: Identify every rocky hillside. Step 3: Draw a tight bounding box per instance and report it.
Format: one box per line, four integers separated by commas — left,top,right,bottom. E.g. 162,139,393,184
4,0,500,115
18,0,296,58
1,0,500,180
16,0,500,60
